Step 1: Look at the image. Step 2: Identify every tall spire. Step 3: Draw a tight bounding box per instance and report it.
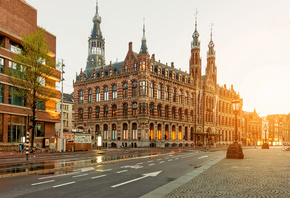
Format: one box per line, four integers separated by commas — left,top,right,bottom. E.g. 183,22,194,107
207,22,215,57
85,0,105,77
139,18,149,55
191,9,200,49
91,0,102,39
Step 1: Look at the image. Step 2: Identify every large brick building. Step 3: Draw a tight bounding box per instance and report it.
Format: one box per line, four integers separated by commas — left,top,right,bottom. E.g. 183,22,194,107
73,4,244,148
0,0,61,150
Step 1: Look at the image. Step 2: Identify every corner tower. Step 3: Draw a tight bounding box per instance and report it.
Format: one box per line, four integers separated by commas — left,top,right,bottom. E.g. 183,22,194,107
189,11,202,82
206,25,217,84
85,1,105,76
137,20,150,70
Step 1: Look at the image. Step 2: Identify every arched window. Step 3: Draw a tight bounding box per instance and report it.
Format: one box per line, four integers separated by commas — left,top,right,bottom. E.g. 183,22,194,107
78,108,83,119
178,126,182,140
104,86,109,101
191,93,194,106
157,104,162,117
112,85,117,99
132,102,137,115
165,106,169,118
95,125,100,136
96,88,100,102
149,82,154,97
112,105,117,117
139,81,147,95
112,124,117,140
123,123,128,139
134,63,137,71
172,88,176,102
96,106,100,118
88,107,92,119
132,81,137,97
178,108,182,120
149,123,154,140
179,90,182,104
157,84,162,99
165,86,169,100
123,83,128,98
132,123,137,140
157,124,162,140
185,92,188,105
149,103,154,116
88,89,92,103
79,90,83,104
172,125,176,140
184,127,188,140
123,103,128,116
103,124,108,140
172,107,176,119
185,109,188,121
165,125,169,140
103,105,108,118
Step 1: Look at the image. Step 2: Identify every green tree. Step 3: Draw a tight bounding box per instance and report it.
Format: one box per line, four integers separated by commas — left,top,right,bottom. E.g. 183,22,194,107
9,28,59,148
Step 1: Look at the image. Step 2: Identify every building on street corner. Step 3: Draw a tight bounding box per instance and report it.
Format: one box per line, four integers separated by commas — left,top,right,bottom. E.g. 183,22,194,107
0,0,61,151
73,4,244,148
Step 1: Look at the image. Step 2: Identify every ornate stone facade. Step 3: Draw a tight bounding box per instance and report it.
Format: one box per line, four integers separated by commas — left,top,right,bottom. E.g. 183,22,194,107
73,4,243,148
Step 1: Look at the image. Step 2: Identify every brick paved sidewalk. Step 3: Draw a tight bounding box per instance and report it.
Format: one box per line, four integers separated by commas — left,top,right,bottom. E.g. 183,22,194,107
165,148,290,198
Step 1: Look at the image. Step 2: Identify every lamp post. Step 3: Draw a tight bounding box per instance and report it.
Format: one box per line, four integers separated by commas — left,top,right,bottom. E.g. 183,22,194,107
226,99,244,159
262,124,269,149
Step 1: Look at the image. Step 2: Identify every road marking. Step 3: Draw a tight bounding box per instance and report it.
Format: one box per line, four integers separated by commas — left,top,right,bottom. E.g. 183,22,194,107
117,170,128,174
157,159,161,161
168,159,172,161
136,162,143,165
100,169,112,172
53,181,75,188
91,175,106,179
148,163,155,166
79,167,94,172
121,165,143,169
147,160,153,163
111,171,162,188
175,158,179,160
72,174,88,178
31,180,55,186
198,155,208,159
159,161,164,164
38,172,81,180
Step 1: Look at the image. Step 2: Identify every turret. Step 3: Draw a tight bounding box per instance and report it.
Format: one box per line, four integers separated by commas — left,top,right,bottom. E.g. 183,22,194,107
206,24,217,84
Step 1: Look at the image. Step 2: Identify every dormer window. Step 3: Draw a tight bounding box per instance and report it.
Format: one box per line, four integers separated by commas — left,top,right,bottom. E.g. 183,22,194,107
151,66,153,72
172,74,175,79
101,71,103,77
179,76,181,81
124,65,127,72
166,71,168,77
109,70,112,76
134,63,137,71
158,68,161,74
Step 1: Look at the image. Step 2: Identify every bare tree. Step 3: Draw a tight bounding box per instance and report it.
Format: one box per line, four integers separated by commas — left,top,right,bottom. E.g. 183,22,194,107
9,28,60,147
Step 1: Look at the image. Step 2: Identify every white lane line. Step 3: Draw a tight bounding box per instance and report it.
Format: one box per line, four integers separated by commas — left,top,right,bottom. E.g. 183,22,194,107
159,161,164,164
100,169,112,172
91,175,106,179
38,172,81,180
53,181,75,188
148,163,155,166
136,162,143,165
31,180,55,186
168,159,173,161
72,174,88,178
117,170,128,174
157,159,161,161
147,160,153,163
175,158,179,160
198,155,208,159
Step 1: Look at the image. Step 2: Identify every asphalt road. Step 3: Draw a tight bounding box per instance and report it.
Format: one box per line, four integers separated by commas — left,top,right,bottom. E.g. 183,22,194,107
0,149,225,198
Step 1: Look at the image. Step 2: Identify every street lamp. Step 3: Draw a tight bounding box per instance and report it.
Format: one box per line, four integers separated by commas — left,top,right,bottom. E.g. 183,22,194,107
262,124,269,149
226,99,244,159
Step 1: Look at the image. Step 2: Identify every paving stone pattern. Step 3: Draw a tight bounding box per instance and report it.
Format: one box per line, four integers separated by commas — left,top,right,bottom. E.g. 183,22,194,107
165,148,290,198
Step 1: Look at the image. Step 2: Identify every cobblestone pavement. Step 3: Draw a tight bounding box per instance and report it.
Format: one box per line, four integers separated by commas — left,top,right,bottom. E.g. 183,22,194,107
165,148,290,198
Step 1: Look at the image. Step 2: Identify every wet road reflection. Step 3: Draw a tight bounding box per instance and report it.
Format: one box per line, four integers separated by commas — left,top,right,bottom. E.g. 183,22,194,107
0,149,184,176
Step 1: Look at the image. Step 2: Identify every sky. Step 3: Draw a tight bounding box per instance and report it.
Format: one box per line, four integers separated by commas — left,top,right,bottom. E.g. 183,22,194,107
24,0,290,117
